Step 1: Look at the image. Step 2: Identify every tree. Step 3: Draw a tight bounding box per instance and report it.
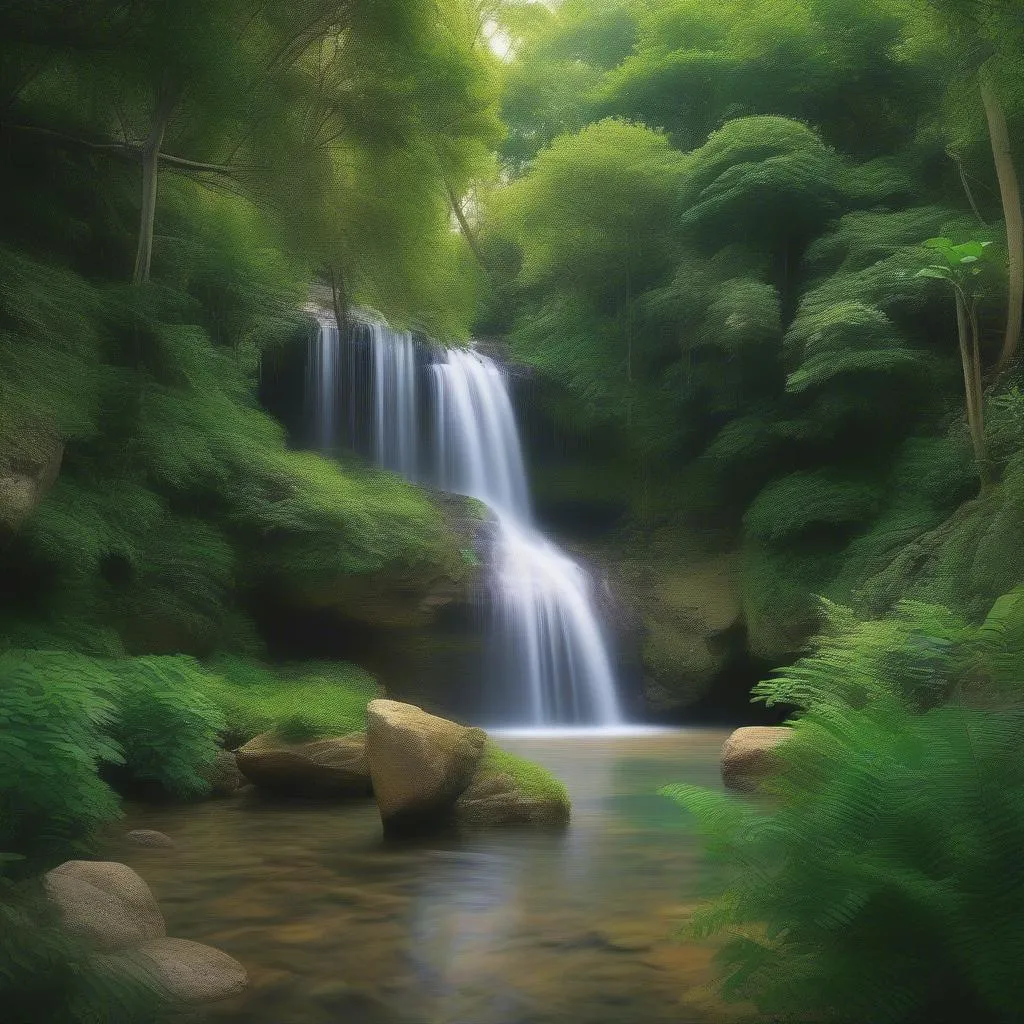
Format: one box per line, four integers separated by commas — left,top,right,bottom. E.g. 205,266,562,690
1,0,500,333
921,0,1024,370
916,236,998,488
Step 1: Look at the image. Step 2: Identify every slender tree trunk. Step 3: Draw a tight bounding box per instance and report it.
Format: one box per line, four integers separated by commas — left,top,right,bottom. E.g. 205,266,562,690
445,179,495,286
132,91,177,285
947,146,987,226
980,71,1024,371
956,288,990,490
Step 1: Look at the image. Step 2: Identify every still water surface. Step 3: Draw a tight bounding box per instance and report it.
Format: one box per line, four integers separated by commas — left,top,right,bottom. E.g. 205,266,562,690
109,730,750,1024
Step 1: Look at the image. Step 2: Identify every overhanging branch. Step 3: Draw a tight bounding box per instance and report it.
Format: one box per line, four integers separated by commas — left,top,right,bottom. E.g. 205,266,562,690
1,121,237,176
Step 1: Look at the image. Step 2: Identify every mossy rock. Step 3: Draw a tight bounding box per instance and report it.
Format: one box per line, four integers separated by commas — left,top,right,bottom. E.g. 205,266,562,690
612,546,749,712
454,744,570,827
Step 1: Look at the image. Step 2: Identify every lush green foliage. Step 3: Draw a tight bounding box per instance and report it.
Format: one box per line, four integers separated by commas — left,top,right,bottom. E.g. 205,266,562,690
104,657,226,799
0,652,123,873
481,0,1024,666
662,594,1024,1023
202,656,376,747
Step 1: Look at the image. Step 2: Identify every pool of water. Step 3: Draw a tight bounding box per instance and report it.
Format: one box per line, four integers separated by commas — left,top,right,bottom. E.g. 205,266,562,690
107,729,751,1024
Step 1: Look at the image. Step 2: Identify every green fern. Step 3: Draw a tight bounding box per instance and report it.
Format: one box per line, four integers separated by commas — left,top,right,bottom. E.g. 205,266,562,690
0,651,123,874
661,596,1024,1023
103,656,226,799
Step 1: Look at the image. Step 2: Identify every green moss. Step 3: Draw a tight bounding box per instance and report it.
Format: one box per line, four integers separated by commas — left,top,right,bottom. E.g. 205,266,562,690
202,656,377,747
480,743,569,804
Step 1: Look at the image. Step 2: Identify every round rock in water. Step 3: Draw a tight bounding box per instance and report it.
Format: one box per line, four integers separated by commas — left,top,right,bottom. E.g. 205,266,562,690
235,730,372,797
43,860,167,951
128,936,248,1004
126,829,176,849
720,726,793,792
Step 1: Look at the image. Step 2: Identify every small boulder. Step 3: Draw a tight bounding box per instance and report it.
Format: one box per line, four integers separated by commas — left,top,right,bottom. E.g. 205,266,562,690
127,936,248,1004
235,731,371,797
126,830,176,849
0,432,63,532
202,748,244,797
365,699,487,833
454,769,570,827
43,860,166,951
720,726,793,792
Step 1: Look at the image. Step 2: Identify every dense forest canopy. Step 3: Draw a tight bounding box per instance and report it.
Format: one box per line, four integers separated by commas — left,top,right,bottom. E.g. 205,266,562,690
473,0,1024,662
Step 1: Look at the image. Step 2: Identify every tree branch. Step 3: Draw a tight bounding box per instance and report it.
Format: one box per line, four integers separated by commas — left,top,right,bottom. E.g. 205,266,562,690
1,121,237,176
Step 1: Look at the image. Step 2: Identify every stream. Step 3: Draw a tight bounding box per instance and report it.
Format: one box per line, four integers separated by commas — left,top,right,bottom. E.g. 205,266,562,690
107,730,743,1024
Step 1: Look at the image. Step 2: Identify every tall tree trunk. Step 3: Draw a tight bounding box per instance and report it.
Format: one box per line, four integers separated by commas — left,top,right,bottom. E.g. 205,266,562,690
132,91,177,285
980,71,1024,371
956,288,990,490
445,179,495,286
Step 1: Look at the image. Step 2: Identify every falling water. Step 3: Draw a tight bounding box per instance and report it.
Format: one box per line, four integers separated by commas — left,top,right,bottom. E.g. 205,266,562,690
307,320,340,452
371,323,419,480
308,313,623,727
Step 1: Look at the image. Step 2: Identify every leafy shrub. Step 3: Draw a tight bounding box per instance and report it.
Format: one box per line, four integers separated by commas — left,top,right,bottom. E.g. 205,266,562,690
661,596,1024,1024
745,471,883,544
0,651,123,875
104,657,226,799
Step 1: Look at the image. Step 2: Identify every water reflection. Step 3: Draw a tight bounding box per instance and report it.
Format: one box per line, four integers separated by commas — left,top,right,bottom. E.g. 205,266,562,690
108,730,737,1024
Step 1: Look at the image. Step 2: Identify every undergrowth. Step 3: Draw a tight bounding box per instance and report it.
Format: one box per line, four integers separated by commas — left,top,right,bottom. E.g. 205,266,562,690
661,592,1024,1024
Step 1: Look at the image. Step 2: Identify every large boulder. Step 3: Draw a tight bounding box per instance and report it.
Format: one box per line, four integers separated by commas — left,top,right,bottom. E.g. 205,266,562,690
721,726,793,792
365,699,487,834
235,731,372,797
44,860,247,1005
454,768,570,827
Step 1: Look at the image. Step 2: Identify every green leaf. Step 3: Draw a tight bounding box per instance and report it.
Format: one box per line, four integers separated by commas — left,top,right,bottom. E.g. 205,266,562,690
915,266,952,280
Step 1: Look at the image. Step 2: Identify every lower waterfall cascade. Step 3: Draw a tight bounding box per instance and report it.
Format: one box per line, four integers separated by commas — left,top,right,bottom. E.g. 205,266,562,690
307,312,624,728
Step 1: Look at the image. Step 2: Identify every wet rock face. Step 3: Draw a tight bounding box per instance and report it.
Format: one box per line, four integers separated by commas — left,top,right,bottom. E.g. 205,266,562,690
235,731,372,798
720,726,793,792
365,699,487,834
606,548,752,717
43,859,248,1005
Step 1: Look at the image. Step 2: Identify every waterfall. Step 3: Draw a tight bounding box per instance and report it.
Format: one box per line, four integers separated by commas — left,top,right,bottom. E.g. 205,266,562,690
308,313,623,728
